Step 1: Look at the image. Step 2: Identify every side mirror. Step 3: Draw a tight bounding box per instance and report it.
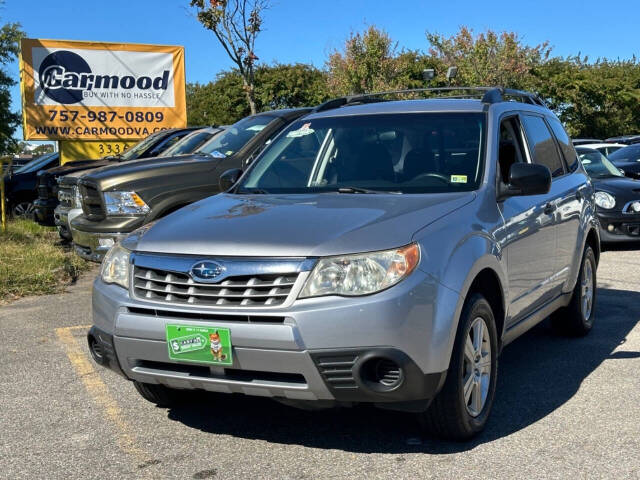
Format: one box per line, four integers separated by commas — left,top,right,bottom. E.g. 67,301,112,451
500,163,551,199
219,168,243,192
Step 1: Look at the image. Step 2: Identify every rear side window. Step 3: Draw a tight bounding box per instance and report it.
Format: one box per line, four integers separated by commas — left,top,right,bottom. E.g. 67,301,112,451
547,117,579,172
522,114,565,178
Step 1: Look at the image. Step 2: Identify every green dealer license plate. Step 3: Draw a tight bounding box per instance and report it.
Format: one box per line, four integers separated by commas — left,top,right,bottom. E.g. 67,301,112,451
166,324,233,366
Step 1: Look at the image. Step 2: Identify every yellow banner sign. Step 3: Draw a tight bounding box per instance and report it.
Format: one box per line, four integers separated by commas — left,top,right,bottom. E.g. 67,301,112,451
20,39,187,141
59,141,138,164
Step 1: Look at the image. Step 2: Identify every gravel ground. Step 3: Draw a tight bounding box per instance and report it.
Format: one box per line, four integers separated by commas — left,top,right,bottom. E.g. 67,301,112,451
1,249,639,480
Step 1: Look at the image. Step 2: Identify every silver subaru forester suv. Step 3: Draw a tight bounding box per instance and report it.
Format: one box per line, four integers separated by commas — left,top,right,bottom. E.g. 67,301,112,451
89,88,599,440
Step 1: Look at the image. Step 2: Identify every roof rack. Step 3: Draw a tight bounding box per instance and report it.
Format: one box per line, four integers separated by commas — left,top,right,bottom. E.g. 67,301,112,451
313,86,547,112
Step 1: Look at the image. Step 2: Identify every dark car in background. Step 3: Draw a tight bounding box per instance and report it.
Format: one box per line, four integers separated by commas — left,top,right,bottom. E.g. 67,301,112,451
52,127,223,241
608,144,640,180
3,153,60,218
71,108,311,261
577,146,640,244
34,127,203,227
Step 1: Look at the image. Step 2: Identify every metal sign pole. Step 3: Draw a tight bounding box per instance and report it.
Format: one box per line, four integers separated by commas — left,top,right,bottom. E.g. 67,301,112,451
1,158,12,233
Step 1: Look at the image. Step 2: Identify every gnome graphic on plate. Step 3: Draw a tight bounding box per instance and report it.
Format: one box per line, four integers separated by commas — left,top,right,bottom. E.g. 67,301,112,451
209,330,227,362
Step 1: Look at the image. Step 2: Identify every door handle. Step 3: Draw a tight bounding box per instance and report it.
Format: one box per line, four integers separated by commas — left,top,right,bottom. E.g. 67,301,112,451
544,202,555,215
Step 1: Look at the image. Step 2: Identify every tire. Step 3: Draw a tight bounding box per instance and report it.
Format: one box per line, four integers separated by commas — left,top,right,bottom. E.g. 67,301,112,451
420,293,498,441
11,200,35,220
133,381,181,407
551,245,597,337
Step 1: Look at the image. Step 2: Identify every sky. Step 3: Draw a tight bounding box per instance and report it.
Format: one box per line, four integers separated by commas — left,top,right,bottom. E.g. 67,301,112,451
3,0,639,142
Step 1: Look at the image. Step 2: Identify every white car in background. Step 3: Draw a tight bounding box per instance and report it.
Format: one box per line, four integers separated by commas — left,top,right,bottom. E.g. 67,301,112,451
579,143,626,157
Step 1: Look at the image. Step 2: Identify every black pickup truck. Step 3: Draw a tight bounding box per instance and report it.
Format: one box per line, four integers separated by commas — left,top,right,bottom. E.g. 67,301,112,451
34,127,203,227
71,108,311,261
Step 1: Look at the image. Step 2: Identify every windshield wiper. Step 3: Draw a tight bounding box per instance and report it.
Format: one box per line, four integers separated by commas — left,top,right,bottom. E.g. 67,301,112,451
336,187,400,194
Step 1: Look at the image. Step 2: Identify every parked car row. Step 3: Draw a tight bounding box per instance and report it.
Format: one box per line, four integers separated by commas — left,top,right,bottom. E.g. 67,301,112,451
7,87,640,441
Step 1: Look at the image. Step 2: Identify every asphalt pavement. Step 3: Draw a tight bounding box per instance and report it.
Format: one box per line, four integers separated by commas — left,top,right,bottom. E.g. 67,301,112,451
1,248,639,480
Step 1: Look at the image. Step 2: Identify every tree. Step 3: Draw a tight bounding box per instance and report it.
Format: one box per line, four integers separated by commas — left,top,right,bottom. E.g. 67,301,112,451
191,0,269,115
534,57,640,138
326,26,445,97
187,71,248,126
255,63,329,110
0,16,24,155
427,27,551,89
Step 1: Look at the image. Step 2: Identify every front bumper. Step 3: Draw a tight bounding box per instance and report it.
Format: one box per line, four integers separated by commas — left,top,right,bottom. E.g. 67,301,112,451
597,210,640,243
91,269,457,408
54,205,83,241
34,198,57,226
71,216,143,262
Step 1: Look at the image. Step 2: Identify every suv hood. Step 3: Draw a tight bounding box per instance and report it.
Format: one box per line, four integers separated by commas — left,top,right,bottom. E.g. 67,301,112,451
134,192,475,257
83,154,215,191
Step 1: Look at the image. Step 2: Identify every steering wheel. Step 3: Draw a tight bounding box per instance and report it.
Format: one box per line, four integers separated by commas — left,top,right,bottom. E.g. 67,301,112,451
411,172,451,185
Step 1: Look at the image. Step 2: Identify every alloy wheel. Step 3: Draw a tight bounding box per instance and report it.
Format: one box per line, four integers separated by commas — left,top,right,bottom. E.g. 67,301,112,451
463,316,492,417
581,259,594,321
12,201,35,220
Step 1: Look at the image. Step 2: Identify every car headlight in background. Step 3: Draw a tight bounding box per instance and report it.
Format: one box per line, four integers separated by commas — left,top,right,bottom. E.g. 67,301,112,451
594,191,615,209
104,191,150,216
299,243,420,298
101,244,131,289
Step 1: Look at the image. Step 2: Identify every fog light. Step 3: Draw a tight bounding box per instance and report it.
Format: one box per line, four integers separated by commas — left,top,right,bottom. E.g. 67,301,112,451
607,224,614,232
98,238,115,248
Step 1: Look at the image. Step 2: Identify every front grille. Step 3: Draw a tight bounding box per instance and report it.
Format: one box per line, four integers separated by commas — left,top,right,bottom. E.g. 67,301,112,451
314,354,359,390
79,182,105,220
126,306,285,323
132,266,299,307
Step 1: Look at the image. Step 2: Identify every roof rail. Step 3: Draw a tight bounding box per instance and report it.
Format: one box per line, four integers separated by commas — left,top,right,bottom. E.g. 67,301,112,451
312,86,547,112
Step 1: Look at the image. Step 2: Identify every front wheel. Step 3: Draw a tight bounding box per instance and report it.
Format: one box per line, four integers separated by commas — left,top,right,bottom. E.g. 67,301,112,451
419,293,498,440
11,200,35,220
551,245,597,336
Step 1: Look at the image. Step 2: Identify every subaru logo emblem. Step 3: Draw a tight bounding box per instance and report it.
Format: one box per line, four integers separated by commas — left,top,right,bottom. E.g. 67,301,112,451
190,261,225,282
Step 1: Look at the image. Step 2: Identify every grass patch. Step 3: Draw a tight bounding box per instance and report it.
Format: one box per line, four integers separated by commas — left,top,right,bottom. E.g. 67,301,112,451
0,219,92,304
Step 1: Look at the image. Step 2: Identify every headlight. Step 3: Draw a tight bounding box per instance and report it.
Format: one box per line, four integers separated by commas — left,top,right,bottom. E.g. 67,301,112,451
101,244,131,289
104,191,150,216
594,191,615,209
299,244,420,298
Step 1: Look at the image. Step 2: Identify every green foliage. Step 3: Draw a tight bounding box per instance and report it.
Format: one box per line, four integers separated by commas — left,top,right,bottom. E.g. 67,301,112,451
427,27,551,89
534,57,640,138
0,18,24,155
325,26,440,95
187,63,329,126
0,219,90,303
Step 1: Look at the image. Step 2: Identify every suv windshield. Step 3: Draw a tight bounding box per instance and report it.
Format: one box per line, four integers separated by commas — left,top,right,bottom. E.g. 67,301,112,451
160,129,221,157
196,115,274,158
237,113,485,194
578,149,624,178
119,131,166,161
608,144,640,163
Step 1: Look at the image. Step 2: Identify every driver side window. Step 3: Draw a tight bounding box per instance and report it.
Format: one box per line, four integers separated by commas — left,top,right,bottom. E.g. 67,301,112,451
498,117,527,184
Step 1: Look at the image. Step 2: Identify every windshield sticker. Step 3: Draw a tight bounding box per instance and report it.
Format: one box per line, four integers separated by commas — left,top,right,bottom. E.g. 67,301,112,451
450,175,468,183
287,123,315,138
210,150,227,158
246,125,267,132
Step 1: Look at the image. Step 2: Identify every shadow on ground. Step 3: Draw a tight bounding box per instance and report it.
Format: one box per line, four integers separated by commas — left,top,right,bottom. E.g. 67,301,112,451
167,288,640,454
